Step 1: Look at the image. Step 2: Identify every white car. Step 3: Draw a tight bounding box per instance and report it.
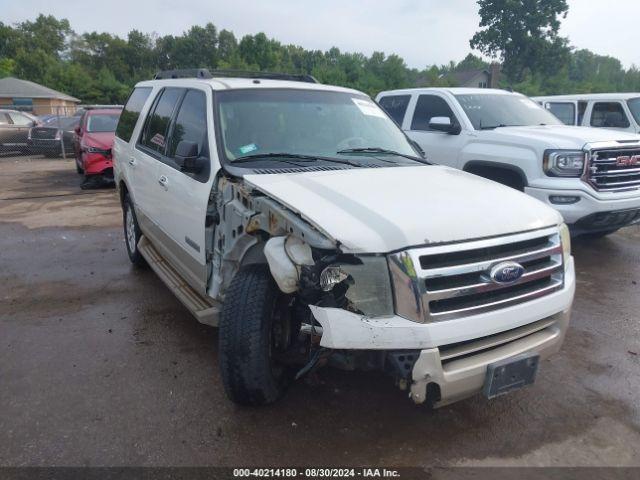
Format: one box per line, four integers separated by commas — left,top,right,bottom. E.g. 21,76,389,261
377,88,640,237
533,93,640,134
114,70,574,407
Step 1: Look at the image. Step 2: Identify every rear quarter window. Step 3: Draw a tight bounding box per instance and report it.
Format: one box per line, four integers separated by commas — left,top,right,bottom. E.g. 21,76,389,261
115,87,153,142
547,102,575,125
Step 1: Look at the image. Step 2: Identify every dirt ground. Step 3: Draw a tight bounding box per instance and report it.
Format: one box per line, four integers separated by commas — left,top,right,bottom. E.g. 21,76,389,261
1,154,639,467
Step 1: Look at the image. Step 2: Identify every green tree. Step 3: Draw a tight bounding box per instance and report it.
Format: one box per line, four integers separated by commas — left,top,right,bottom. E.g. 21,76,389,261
470,0,570,82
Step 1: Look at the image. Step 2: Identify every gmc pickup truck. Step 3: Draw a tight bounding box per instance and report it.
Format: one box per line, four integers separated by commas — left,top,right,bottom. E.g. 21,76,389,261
114,70,575,407
377,88,640,237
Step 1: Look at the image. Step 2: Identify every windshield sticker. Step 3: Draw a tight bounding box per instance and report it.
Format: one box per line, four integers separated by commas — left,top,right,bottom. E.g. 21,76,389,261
150,133,165,147
239,143,258,155
352,98,386,118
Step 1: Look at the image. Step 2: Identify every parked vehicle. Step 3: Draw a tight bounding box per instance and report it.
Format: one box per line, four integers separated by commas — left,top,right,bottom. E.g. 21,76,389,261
377,88,640,237
533,93,640,134
0,109,39,154
114,69,575,408
75,107,122,185
28,116,78,157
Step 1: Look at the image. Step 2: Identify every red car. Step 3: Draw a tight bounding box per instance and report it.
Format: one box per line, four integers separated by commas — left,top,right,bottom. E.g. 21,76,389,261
74,108,122,187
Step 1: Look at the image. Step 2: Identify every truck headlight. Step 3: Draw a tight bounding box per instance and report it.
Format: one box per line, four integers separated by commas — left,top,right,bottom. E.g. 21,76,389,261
559,223,571,266
326,257,394,317
543,150,586,177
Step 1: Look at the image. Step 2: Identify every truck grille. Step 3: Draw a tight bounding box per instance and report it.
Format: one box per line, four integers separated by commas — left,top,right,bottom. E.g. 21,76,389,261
389,227,564,322
30,127,58,140
588,147,640,192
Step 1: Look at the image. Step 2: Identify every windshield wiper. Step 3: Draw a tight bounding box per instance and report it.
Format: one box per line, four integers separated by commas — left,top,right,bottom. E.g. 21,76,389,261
231,152,363,167
478,124,524,130
336,147,427,164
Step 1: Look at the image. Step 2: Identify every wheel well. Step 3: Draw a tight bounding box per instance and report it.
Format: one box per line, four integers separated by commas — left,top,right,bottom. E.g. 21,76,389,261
118,181,129,207
464,162,526,192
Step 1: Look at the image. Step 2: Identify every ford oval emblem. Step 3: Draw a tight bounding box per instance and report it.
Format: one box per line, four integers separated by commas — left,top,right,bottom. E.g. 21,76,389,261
489,261,525,284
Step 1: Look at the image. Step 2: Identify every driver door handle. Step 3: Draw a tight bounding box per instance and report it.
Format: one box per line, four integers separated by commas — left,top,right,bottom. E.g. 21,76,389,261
158,175,169,189
128,157,136,167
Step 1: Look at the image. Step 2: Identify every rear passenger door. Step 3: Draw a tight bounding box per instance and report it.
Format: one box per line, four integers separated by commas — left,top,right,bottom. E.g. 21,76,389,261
6,112,33,147
151,87,213,293
134,87,184,234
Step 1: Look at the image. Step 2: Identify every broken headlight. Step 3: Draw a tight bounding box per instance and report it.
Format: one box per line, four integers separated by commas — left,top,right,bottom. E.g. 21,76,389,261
334,256,394,317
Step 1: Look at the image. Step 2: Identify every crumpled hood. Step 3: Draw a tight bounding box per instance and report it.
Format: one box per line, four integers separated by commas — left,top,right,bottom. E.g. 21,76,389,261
82,132,115,150
490,125,640,149
244,165,562,253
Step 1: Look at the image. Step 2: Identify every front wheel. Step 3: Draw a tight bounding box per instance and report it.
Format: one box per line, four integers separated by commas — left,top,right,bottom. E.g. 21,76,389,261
123,194,146,267
219,264,296,406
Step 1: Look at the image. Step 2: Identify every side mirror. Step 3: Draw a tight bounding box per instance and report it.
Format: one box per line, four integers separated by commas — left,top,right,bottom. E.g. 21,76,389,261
74,126,82,135
175,140,206,173
429,116,461,135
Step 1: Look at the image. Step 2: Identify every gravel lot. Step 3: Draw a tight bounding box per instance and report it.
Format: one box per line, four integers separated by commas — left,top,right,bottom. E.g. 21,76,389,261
1,154,639,467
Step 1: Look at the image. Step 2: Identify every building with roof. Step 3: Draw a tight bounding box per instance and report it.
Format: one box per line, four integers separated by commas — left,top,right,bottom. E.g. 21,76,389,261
443,63,501,89
0,77,81,115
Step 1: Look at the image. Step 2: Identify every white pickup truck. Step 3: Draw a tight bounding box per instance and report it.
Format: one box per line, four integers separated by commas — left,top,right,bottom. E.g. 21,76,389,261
377,88,640,237
114,70,574,408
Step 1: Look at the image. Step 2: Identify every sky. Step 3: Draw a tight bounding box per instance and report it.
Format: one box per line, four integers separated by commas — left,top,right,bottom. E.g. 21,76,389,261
2,0,639,69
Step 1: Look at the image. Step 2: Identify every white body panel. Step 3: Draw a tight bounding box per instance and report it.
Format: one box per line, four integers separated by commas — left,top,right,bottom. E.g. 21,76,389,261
245,165,561,253
377,87,640,228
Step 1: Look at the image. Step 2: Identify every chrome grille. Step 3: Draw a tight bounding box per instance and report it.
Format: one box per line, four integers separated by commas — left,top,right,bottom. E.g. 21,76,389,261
587,147,640,192
389,227,564,322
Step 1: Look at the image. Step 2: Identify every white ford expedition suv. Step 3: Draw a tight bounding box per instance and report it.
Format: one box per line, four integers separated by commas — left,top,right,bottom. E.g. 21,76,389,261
114,70,575,407
377,88,640,237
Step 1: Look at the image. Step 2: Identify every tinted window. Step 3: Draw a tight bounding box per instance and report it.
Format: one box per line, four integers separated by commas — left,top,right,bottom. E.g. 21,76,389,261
140,88,184,155
116,87,152,142
8,112,32,126
168,90,207,158
547,102,575,125
378,95,411,125
591,102,630,128
627,98,640,125
411,95,456,131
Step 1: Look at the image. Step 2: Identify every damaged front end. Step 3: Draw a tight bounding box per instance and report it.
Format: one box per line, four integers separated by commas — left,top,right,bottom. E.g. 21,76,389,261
208,176,414,396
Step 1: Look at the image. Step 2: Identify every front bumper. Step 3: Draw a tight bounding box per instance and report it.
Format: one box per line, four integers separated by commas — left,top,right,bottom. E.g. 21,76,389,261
309,256,575,406
83,152,113,175
525,185,640,231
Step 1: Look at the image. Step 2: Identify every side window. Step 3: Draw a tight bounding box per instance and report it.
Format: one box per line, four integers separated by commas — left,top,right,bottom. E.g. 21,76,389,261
577,101,588,125
116,86,152,142
0,113,10,124
411,95,457,131
378,95,411,125
140,88,184,155
8,112,32,126
591,102,630,128
547,102,575,125
168,89,208,159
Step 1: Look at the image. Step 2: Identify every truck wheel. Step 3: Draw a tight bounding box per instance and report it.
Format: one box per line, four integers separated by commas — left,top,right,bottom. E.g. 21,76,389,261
219,264,295,406
123,194,146,267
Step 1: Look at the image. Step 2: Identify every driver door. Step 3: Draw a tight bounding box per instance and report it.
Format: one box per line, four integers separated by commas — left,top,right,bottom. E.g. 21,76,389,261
404,94,467,168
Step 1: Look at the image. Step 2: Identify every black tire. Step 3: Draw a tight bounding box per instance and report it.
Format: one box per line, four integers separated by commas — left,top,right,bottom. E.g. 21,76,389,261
76,158,84,174
219,264,294,406
122,194,146,267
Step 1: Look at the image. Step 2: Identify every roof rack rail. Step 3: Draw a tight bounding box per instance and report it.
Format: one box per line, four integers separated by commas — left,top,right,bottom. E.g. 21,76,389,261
154,69,213,80
153,68,318,84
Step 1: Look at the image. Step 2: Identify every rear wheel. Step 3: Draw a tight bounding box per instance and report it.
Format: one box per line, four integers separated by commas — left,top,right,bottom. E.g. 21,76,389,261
219,264,296,406
123,194,146,267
